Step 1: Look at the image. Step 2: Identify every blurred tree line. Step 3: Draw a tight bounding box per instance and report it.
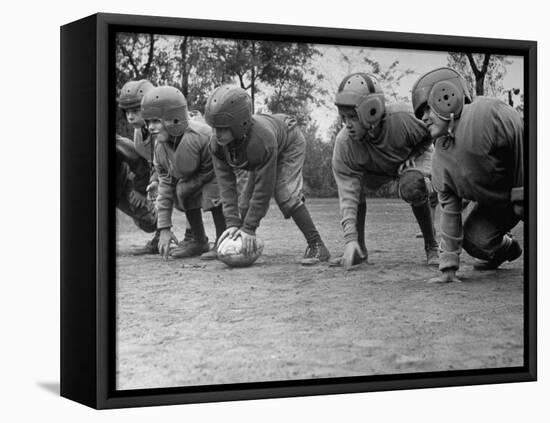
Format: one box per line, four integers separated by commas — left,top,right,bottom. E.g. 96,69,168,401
116,33,520,198
116,32,340,197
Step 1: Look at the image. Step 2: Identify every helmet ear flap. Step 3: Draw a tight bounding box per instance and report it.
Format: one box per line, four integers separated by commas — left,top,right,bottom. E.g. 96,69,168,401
357,94,385,127
427,80,464,120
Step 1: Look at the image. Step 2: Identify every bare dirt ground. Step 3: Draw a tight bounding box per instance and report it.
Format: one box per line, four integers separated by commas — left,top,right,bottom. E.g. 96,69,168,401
116,198,524,390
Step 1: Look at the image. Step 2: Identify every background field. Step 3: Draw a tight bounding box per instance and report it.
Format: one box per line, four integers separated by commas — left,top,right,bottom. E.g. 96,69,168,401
116,198,524,390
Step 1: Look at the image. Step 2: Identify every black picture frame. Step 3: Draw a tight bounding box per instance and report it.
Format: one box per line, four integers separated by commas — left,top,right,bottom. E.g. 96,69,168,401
60,12,537,409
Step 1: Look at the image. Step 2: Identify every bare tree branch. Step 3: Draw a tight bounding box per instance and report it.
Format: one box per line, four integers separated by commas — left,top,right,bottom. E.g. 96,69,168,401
117,37,141,78
466,53,481,77
142,34,155,79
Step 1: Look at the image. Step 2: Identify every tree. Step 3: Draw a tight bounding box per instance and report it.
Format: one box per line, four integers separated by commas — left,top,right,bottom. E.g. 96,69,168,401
178,37,236,111
302,121,338,197
116,33,157,88
447,52,512,97
363,57,415,103
261,42,326,123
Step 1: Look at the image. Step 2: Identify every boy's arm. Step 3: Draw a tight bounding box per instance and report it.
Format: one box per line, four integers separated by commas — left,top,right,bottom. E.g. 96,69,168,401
212,149,241,228
240,149,277,234
403,115,434,161
175,140,215,199
502,108,524,215
154,158,177,230
438,189,463,271
332,134,364,243
116,134,141,165
149,166,159,184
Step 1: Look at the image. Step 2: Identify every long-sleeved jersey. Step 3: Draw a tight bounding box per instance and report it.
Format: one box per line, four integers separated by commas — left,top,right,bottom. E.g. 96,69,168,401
211,114,295,234
133,126,159,185
154,121,215,229
432,97,524,270
332,103,432,243
134,127,154,162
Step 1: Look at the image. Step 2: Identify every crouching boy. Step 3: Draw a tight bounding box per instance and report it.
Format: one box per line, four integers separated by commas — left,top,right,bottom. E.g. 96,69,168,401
141,86,226,260
205,85,330,265
411,67,524,283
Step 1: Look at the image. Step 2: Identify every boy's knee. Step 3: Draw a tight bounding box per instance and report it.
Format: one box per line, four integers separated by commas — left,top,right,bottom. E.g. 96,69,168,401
463,231,500,261
176,181,192,200
276,193,304,218
136,220,157,233
399,170,429,206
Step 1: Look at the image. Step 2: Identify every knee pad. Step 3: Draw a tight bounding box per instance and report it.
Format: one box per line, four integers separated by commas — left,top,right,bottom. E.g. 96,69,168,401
399,169,429,206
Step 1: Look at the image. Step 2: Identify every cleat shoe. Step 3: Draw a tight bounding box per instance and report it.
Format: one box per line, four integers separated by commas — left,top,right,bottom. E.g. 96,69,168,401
171,237,210,259
473,239,522,271
328,256,343,267
200,240,220,261
131,232,160,255
200,245,219,261
425,246,439,266
300,240,330,265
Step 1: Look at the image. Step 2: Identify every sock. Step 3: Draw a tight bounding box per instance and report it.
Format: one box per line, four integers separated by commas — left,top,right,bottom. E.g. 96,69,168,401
357,202,367,250
291,204,321,245
183,227,193,241
412,201,437,249
185,208,207,243
210,205,227,241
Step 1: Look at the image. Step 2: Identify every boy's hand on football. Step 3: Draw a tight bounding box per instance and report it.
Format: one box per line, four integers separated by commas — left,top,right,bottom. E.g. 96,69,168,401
218,227,239,245
236,229,257,256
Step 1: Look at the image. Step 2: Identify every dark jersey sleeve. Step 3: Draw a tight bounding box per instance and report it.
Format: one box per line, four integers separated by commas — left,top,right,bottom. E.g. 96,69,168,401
210,136,241,229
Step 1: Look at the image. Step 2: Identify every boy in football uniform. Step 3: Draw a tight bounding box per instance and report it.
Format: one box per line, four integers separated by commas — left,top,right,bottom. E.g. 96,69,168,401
116,79,159,254
411,67,523,283
141,86,226,260
332,73,439,270
204,85,330,265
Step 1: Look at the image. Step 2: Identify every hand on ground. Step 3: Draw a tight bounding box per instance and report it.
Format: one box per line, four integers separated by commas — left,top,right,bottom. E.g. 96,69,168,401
158,229,178,260
342,241,366,270
428,269,462,283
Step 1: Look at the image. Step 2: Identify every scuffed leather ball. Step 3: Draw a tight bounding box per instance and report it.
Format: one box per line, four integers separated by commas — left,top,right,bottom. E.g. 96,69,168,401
217,236,264,267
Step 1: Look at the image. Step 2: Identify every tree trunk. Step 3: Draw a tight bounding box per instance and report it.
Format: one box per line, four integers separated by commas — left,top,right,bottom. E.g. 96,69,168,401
142,34,155,79
475,75,485,96
180,37,189,97
250,41,256,113
466,53,491,96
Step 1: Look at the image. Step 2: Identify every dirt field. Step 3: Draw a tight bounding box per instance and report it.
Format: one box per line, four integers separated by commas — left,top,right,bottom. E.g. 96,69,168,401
116,198,524,390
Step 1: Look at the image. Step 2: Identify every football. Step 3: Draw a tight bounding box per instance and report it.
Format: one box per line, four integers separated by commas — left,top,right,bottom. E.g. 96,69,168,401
217,235,264,267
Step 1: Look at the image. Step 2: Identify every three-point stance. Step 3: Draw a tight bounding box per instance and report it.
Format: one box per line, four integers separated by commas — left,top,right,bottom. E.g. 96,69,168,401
332,73,438,270
116,79,159,254
205,85,330,265
141,86,226,260
412,67,524,283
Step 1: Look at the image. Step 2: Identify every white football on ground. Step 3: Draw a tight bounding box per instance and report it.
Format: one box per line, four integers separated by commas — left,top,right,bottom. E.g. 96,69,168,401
217,235,264,267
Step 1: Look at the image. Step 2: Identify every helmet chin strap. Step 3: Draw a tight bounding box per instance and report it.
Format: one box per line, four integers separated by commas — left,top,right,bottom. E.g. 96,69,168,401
365,121,381,139
447,112,456,139
439,112,456,150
